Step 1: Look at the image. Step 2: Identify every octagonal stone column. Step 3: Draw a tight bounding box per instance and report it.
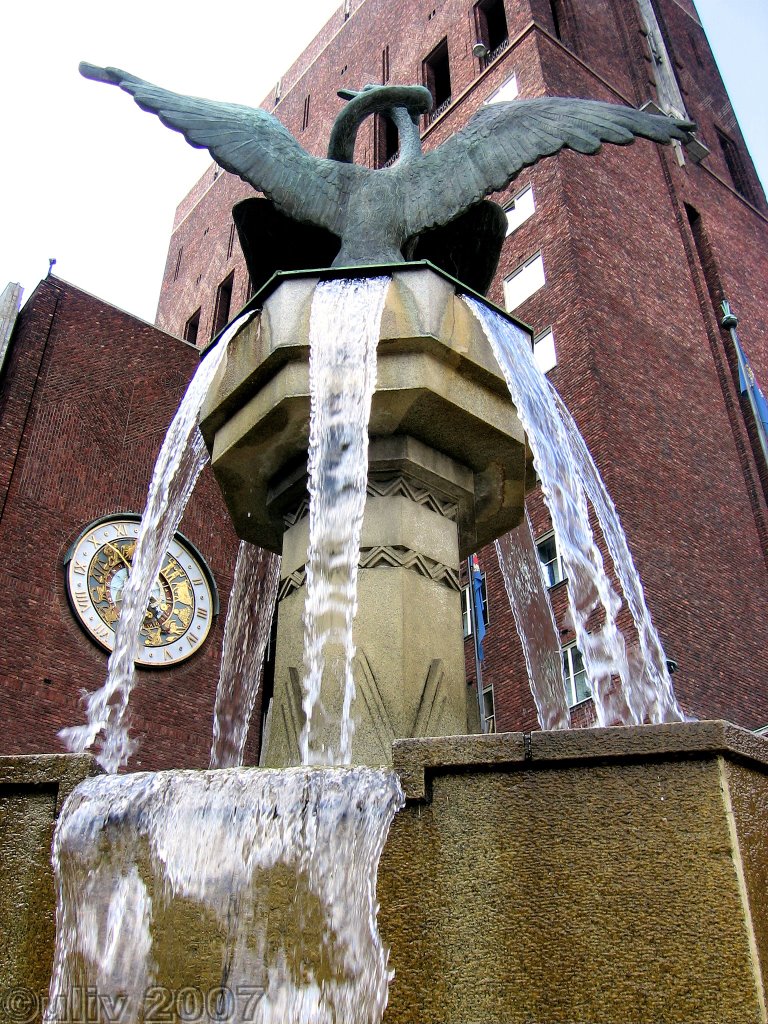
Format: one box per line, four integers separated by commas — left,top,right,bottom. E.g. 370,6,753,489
199,266,532,766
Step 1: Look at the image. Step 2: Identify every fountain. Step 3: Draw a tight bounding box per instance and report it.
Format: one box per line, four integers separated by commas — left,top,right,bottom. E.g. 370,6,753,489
3,69,768,1024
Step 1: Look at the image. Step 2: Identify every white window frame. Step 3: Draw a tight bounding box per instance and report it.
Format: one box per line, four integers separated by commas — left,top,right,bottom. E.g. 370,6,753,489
485,73,518,105
483,685,496,732
505,184,535,235
461,584,473,639
533,326,557,374
536,531,564,588
503,251,545,312
562,642,590,707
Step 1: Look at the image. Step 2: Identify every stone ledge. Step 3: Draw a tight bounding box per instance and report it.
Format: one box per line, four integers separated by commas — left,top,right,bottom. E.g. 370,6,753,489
393,720,768,801
0,752,102,811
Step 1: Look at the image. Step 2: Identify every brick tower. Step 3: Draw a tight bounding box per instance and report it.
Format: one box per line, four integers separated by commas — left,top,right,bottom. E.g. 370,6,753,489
156,0,768,739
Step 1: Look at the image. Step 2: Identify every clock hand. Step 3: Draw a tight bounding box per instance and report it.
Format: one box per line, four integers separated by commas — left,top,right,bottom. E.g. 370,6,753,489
104,540,132,573
104,541,164,619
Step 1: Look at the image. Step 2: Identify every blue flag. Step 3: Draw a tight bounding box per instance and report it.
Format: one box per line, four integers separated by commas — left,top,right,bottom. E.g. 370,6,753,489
735,335,768,453
471,554,487,661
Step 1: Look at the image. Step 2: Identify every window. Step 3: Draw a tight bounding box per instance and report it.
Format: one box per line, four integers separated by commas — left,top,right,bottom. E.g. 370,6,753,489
486,73,518,105
173,246,183,282
382,45,390,84
474,0,509,65
302,95,311,132
504,183,534,233
533,327,557,374
715,128,758,205
483,685,496,732
184,308,201,346
461,570,489,638
423,39,451,123
503,252,545,311
375,113,399,168
562,642,589,705
550,0,578,51
536,531,564,587
227,222,236,261
461,585,473,638
211,272,234,340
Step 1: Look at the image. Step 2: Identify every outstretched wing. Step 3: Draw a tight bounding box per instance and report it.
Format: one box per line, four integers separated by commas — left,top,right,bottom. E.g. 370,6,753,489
80,63,351,235
401,97,695,236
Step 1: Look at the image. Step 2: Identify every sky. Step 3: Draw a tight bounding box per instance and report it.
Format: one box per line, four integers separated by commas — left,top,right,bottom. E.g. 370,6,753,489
1,0,766,325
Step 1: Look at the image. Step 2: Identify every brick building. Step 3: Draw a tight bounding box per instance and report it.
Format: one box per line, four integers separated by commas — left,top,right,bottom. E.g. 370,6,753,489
0,276,243,770
156,0,768,735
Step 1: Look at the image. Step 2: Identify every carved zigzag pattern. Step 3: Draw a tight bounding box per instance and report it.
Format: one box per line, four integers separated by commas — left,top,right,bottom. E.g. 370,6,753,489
358,546,461,590
278,544,460,601
282,473,458,527
367,475,459,520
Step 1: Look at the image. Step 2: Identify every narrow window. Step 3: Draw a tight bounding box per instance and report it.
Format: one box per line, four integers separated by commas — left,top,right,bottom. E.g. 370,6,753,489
550,0,578,52
486,72,518,105
685,204,721,309
344,0,351,20
503,252,545,311
715,128,758,205
227,222,236,261
302,95,311,132
211,272,234,340
423,38,452,123
274,79,282,106
461,585,473,638
536,531,564,587
483,685,496,732
562,642,589,705
374,113,399,168
533,326,557,374
184,308,201,346
474,0,509,65
382,45,390,84
173,246,183,282
504,183,535,233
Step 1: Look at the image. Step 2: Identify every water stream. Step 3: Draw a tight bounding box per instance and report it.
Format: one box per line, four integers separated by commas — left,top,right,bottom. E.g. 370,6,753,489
466,297,681,726
496,513,571,731
300,277,390,765
45,767,403,1024
59,311,256,773
210,542,281,769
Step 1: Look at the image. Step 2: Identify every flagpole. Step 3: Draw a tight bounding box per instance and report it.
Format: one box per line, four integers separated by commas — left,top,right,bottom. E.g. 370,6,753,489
721,300,768,470
467,556,487,734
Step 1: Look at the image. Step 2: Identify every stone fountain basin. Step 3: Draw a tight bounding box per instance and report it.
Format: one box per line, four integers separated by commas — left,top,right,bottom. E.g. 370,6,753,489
4,721,768,1023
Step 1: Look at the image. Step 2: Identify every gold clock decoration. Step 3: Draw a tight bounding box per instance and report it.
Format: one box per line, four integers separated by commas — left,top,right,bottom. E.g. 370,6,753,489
64,515,218,667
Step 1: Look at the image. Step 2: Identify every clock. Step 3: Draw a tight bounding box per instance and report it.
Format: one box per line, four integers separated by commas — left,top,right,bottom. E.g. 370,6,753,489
64,514,218,667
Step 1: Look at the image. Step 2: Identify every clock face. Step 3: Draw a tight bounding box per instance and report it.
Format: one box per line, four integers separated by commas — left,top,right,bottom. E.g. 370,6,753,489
65,515,217,667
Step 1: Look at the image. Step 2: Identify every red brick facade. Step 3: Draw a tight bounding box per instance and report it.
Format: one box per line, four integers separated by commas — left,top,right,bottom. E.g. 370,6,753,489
155,0,768,735
0,277,244,770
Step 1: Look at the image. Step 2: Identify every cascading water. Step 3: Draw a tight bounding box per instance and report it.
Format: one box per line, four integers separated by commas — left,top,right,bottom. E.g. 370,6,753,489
466,297,681,726
210,542,281,769
47,281,402,1024
300,277,390,765
45,767,403,1024
551,391,683,724
496,513,571,731
59,311,257,773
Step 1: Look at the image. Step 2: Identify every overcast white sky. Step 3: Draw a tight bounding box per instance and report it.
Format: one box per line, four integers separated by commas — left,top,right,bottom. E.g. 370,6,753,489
1,0,765,326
